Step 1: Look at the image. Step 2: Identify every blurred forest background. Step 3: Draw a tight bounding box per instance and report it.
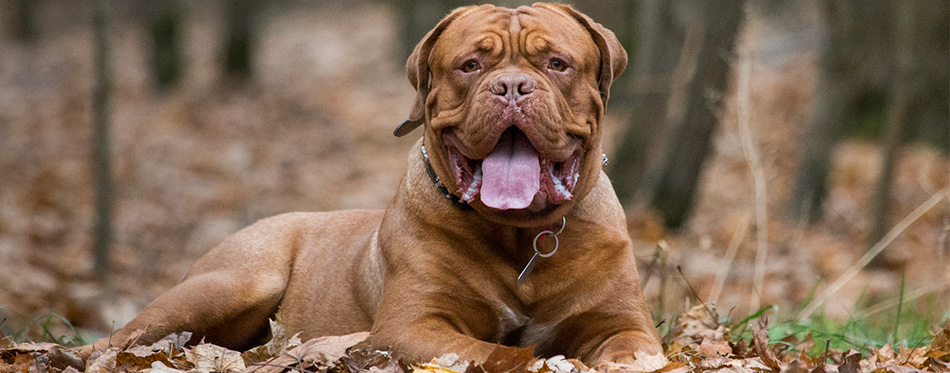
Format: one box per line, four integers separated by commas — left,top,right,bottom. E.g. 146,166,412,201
0,0,948,345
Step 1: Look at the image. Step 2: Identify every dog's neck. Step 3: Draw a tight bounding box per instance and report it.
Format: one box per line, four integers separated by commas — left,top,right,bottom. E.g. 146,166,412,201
421,143,472,210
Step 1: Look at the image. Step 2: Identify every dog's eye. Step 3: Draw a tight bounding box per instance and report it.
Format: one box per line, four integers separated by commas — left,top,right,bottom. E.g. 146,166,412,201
549,58,568,72
461,60,481,73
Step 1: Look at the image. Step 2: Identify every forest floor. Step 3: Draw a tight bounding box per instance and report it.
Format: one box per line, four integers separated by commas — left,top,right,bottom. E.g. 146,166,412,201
0,2,948,371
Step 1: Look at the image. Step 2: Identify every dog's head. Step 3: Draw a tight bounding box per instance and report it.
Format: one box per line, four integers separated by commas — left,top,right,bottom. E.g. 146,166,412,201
395,3,626,227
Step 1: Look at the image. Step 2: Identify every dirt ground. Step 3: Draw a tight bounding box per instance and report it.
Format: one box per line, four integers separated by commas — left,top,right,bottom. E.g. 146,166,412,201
0,2,947,342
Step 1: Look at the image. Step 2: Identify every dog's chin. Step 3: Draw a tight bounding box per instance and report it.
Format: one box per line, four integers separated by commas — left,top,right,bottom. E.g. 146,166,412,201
469,198,576,228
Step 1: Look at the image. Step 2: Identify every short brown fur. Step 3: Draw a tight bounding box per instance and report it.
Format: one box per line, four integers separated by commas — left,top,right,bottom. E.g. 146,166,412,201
83,3,662,367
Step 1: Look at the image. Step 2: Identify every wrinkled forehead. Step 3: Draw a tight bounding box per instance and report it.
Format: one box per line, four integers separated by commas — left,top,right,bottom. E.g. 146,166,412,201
431,5,598,65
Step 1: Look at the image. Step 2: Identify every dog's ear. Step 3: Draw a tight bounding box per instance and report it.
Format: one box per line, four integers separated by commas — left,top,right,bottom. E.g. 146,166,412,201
395,6,482,137
534,3,627,103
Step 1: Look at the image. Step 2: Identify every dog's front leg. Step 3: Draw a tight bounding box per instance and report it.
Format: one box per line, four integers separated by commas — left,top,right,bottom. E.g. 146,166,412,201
370,313,518,365
588,331,667,369
368,285,515,365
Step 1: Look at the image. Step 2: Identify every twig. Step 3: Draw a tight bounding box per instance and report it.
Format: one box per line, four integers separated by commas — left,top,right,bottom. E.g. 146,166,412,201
799,190,948,320
677,265,716,320
709,212,750,304
736,25,770,313
640,244,664,289
657,240,671,320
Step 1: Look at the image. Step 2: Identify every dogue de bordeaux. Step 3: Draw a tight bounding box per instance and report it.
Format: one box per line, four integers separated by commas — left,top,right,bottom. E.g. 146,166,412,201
84,3,664,369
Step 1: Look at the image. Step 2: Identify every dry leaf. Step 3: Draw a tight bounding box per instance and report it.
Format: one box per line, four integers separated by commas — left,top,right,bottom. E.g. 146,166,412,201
146,360,189,373
40,346,83,371
870,343,896,364
415,355,467,373
596,351,669,373
481,344,535,373
839,350,861,373
750,319,779,371
241,319,302,366
186,343,246,372
250,331,371,372
2,341,58,353
341,346,402,373
148,332,192,355
671,305,719,347
929,321,950,354
699,337,732,357
115,348,169,371
86,347,120,373
896,345,927,367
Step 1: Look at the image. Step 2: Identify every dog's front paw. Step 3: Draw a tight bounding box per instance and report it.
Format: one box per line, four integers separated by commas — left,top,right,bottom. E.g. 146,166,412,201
594,351,668,373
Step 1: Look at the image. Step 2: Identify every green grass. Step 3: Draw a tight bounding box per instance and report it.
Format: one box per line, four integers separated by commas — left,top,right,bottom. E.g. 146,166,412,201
720,294,945,358
0,305,87,346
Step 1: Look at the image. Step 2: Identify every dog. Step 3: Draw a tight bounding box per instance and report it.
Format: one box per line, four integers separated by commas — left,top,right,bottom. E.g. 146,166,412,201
83,3,663,368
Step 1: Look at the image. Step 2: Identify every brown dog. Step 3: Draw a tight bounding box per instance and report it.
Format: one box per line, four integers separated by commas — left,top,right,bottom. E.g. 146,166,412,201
85,3,663,368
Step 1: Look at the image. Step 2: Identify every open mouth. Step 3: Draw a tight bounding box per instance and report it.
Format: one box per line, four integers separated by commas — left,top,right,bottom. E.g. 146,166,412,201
448,127,580,210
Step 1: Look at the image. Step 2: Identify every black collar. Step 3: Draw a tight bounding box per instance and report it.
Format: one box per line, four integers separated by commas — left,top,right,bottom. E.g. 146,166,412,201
421,143,472,210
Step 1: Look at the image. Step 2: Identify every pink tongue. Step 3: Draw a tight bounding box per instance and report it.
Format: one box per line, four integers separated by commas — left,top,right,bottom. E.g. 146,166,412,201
480,132,540,210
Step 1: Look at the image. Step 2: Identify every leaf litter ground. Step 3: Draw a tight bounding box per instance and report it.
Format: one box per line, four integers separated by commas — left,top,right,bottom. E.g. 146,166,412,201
3,305,950,372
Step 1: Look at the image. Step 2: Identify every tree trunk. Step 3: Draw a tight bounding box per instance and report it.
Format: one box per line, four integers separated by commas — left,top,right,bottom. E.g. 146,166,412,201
787,0,889,223
644,0,745,229
93,0,113,277
609,0,687,204
867,0,921,258
222,0,257,82
394,0,461,61
11,0,38,43
150,2,183,91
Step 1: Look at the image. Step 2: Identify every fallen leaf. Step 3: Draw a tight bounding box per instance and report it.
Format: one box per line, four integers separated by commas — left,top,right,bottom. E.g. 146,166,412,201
784,359,808,373
699,337,732,357
116,348,169,371
46,346,85,371
751,318,779,371
414,355,467,373
596,351,669,373
481,344,535,373
870,343,896,364
896,345,927,367
249,331,371,372
541,355,575,373
921,356,948,372
341,346,403,373
671,305,719,347
928,321,950,355
2,341,58,353
186,343,246,372
839,350,861,373
147,360,189,373
86,347,119,373
148,332,192,355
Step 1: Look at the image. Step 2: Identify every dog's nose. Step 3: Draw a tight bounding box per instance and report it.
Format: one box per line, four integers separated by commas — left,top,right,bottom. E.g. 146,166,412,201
490,74,536,100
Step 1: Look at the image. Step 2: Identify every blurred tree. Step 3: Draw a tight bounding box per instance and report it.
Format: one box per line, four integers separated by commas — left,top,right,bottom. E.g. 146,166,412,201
609,0,687,204
394,0,461,61
93,0,114,276
788,0,947,228
150,2,184,91
572,0,637,106
868,0,948,260
637,0,745,229
222,0,258,82
11,0,38,43
787,0,891,224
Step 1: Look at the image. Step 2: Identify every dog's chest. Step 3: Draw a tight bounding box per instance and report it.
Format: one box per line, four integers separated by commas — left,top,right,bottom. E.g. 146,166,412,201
494,304,554,347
